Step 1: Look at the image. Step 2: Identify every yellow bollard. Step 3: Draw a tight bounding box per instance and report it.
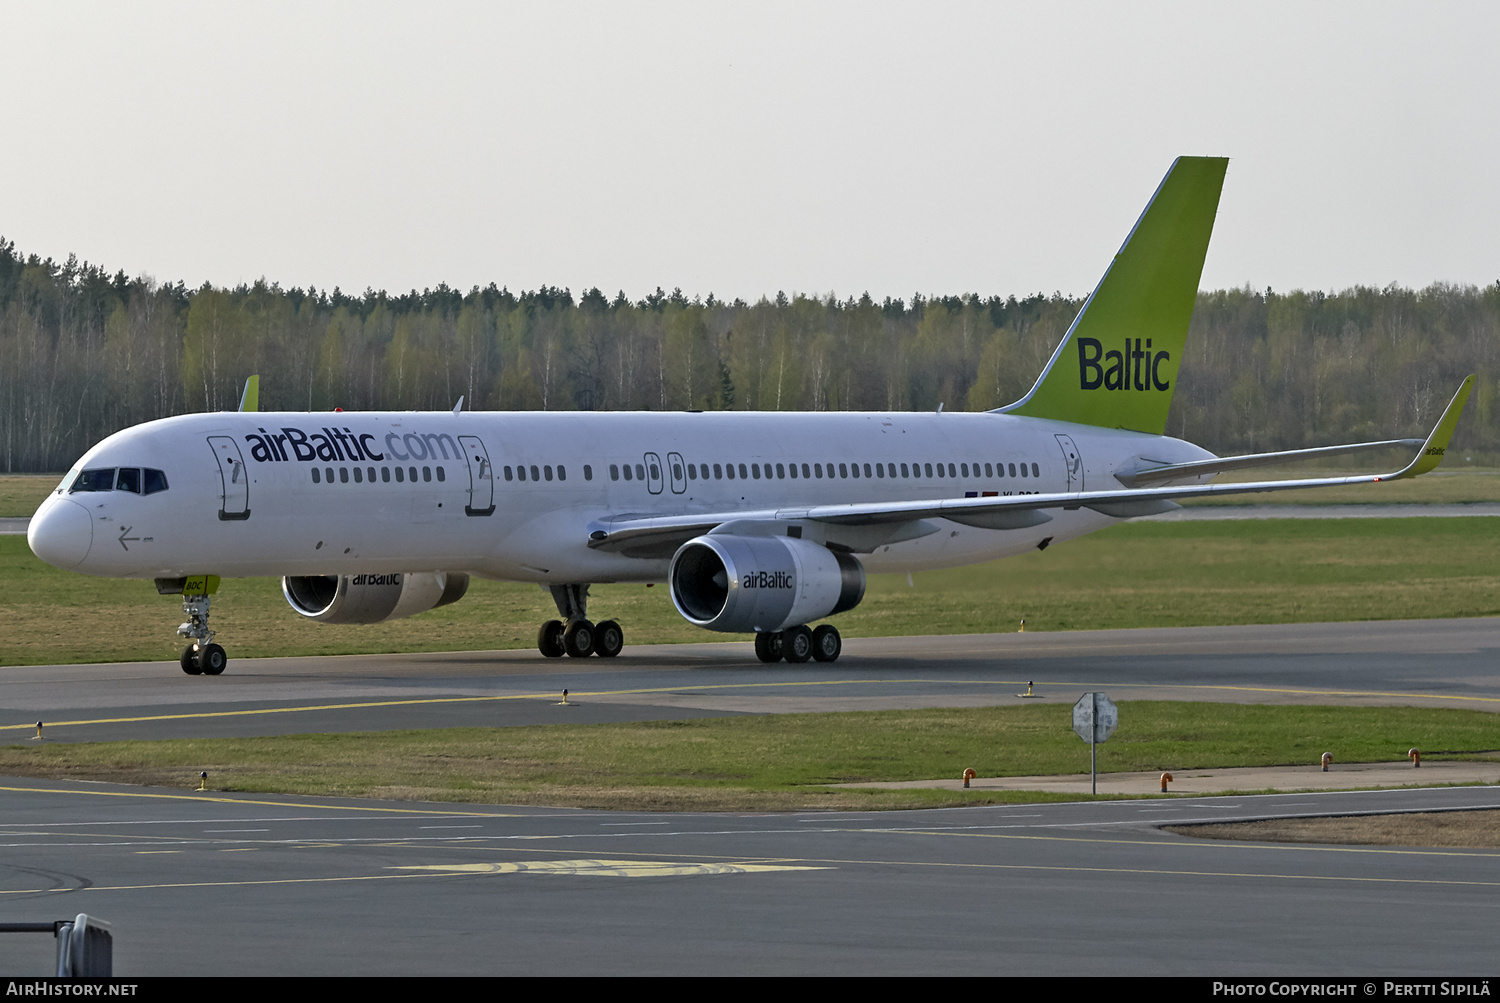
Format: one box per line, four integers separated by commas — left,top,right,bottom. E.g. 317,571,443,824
198,772,208,791
1018,619,1026,632
560,688,570,705
1409,748,1421,768
1160,772,1173,792
31,721,43,741
1321,752,1332,772
962,768,977,789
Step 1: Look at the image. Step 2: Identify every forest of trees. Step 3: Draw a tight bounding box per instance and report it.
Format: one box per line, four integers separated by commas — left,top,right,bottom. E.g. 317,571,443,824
2,236,1497,473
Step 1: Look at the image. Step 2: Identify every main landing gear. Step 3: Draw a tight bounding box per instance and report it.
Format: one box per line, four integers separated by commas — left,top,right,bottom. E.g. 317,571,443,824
177,592,227,675
537,584,623,659
755,624,841,664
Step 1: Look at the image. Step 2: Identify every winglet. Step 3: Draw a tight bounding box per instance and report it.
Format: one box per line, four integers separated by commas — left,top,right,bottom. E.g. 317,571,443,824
238,375,260,412
1384,376,1473,480
453,395,465,416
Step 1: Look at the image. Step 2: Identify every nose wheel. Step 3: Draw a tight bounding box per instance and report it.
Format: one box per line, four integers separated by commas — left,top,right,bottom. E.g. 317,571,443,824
176,590,227,675
180,643,227,676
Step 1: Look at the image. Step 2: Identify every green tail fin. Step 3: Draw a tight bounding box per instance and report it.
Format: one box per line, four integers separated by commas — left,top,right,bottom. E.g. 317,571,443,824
1001,156,1228,434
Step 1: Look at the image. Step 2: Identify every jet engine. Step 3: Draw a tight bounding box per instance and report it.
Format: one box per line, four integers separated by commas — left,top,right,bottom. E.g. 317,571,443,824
669,534,864,633
281,571,469,624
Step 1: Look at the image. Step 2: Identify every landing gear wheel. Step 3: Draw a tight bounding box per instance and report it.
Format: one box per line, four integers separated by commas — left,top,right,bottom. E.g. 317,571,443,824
594,620,624,658
783,625,813,663
754,631,785,664
199,643,227,675
811,624,842,662
538,619,566,658
563,619,595,658
180,645,203,675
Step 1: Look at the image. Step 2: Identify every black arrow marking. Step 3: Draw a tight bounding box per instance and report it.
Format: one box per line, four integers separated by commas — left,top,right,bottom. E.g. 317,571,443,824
118,526,141,551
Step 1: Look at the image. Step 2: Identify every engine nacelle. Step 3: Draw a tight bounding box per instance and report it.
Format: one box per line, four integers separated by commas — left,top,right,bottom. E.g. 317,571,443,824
669,534,864,633
281,571,469,624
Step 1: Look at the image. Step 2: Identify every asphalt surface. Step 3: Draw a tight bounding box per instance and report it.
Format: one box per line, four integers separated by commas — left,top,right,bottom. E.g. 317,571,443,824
4,620,1500,975
1,778,1497,976
5,618,1499,744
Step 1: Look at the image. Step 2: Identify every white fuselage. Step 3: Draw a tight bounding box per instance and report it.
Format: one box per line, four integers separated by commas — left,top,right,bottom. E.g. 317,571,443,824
28,409,1213,585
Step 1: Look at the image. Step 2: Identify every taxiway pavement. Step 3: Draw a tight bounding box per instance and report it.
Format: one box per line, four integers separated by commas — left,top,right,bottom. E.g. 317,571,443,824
4,618,1499,744
1,778,1497,976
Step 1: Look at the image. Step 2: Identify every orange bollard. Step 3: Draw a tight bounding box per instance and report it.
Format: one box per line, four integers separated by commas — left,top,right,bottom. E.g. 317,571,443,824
962,768,977,788
1160,772,1173,792
1408,748,1421,768
1321,752,1332,772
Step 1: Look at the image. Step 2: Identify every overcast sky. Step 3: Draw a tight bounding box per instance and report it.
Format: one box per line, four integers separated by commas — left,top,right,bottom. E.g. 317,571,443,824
3,2,1496,302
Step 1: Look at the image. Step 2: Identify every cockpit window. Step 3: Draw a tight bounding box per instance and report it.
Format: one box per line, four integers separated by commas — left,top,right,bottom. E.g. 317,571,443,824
69,467,168,494
70,468,115,492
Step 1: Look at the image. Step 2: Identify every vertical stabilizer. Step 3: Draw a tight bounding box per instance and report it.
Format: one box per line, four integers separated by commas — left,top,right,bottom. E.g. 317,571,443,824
1001,156,1228,434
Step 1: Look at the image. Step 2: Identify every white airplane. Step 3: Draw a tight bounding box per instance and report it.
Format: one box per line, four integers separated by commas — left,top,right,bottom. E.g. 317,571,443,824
26,157,1473,675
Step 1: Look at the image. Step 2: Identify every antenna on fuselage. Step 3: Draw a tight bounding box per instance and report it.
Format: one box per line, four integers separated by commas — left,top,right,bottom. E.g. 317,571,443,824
238,375,260,412
452,396,464,416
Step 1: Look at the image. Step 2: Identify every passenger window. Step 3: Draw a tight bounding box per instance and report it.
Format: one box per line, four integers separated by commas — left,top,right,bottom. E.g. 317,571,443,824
1020,464,1028,478
423,467,432,482
801,463,811,478
935,463,944,478
752,464,761,480
557,465,565,481
985,463,993,477
714,463,723,479
544,465,553,481
725,464,735,480
900,463,909,478
788,463,798,479
961,463,969,478
814,463,823,478
839,463,848,478
649,462,659,480
339,468,349,483
382,467,391,482
311,468,321,484
1008,463,1016,477
924,463,933,477
116,468,141,493
610,464,619,481
864,463,873,478
1032,463,1040,478
531,465,541,482
436,466,446,482
520,465,529,482
395,467,404,482
687,463,696,479
635,464,646,481
738,463,748,479
673,462,683,481
775,463,785,479
353,467,363,483
584,465,593,481
408,466,418,482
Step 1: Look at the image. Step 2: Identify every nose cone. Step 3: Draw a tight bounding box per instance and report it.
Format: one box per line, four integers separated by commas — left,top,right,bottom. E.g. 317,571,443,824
28,498,94,569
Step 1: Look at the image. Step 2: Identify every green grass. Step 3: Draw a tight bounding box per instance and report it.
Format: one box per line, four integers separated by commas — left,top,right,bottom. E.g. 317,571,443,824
0,474,61,517
1185,466,1500,506
6,516,1500,665
2,702,1494,810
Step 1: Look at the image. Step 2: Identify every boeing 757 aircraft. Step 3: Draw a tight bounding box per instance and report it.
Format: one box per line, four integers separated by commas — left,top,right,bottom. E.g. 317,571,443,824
27,157,1474,674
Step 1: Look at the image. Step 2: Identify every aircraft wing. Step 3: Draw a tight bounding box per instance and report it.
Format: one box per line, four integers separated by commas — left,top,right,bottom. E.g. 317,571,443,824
587,376,1472,557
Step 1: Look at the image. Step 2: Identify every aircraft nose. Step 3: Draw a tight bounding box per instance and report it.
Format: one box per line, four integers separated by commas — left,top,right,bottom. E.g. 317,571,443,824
27,498,94,569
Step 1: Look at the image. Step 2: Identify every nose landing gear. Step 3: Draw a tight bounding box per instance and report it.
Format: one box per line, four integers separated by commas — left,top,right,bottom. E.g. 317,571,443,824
161,577,229,676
